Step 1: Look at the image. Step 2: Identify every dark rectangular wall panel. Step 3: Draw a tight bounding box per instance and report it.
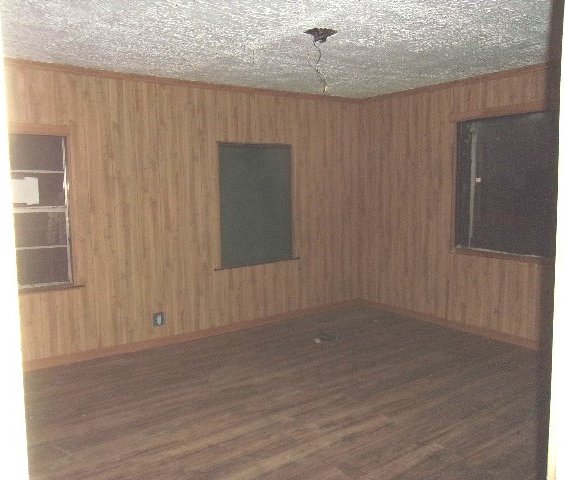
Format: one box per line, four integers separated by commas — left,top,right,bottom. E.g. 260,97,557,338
219,143,292,268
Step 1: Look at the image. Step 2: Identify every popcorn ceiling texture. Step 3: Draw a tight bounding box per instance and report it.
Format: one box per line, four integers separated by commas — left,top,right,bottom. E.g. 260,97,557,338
0,0,554,97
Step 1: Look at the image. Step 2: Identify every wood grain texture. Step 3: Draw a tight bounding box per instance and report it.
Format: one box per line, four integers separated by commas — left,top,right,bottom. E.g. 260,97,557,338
358,65,554,344
23,306,549,479
359,299,541,350
4,57,363,104
5,61,361,361
5,59,552,361
23,300,361,371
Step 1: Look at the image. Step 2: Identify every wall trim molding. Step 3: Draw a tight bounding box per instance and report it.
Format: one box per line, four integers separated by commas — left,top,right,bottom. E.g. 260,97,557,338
23,300,364,371
3,57,549,105
3,57,363,104
362,63,549,102
358,299,541,350
24,297,543,371
450,100,550,123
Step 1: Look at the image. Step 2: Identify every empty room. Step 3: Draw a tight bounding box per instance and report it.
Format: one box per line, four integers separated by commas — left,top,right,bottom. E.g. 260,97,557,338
0,0,563,479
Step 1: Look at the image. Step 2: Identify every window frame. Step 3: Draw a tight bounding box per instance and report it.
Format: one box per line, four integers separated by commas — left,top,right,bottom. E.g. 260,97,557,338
9,124,78,292
215,141,298,270
450,101,557,264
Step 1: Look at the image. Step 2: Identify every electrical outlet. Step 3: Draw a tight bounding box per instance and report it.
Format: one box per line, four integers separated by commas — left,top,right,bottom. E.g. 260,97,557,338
152,312,165,327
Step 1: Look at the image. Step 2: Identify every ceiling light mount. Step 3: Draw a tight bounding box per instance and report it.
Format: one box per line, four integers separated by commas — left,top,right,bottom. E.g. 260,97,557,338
304,28,337,43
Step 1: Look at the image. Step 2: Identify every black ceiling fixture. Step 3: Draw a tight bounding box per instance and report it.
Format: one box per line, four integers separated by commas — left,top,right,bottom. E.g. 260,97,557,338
304,28,337,43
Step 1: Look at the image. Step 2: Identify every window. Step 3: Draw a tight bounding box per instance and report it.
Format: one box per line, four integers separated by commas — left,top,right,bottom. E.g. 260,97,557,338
219,143,293,268
454,111,558,258
9,133,73,288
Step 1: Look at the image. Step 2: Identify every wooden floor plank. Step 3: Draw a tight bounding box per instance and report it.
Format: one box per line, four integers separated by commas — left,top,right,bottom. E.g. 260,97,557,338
23,306,549,479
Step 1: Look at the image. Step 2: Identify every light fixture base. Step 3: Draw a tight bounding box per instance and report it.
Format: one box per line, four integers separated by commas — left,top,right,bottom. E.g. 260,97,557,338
304,28,337,43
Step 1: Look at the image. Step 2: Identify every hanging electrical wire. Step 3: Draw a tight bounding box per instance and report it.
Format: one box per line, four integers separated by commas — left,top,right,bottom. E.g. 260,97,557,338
304,28,337,94
307,39,328,93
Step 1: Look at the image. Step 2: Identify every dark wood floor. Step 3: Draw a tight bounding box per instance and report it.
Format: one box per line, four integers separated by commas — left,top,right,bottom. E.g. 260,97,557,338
23,307,550,479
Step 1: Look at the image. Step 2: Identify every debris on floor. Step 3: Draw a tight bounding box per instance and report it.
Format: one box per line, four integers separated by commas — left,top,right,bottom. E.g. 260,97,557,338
313,331,340,344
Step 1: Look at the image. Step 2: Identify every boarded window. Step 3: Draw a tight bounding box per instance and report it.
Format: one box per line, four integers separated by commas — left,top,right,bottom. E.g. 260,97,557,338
219,143,292,268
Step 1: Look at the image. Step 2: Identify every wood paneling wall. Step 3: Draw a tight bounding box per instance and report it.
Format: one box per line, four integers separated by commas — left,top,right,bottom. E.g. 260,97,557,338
5,60,554,362
358,64,555,344
5,61,361,361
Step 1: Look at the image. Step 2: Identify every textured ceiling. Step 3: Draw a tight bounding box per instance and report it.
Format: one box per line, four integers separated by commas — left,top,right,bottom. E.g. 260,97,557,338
0,0,556,98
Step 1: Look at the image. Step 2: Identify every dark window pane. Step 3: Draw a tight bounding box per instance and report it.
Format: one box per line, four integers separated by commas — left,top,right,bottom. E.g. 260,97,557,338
455,111,558,257
9,134,65,171
14,212,68,248
10,132,72,288
16,247,70,286
219,144,292,268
